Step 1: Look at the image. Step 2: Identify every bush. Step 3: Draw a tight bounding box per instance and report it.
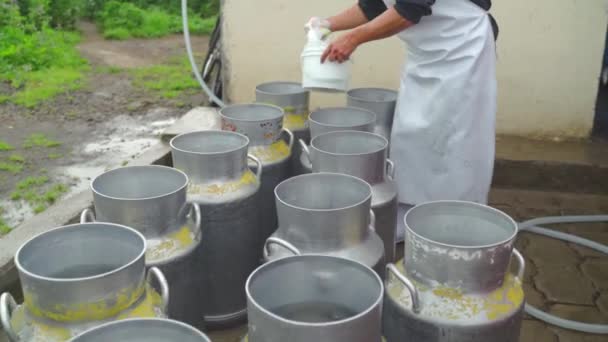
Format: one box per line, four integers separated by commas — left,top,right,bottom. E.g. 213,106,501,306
98,0,216,40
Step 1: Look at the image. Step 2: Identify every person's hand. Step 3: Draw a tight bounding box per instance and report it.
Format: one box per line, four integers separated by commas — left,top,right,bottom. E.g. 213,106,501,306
321,32,359,64
304,17,330,32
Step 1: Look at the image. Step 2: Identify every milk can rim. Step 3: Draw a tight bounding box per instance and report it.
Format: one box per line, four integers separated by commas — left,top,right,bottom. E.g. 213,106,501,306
255,81,309,96
245,254,383,328
310,130,388,157
274,173,372,213
67,318,211,341
170,130,250,156
346,87,398,103
404,200,519,250
308,107,377,128
15,222,147,283
219,103,285,123
90,165,189,202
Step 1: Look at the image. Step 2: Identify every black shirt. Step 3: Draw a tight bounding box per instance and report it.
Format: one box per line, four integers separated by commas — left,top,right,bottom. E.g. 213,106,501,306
359,0,497,38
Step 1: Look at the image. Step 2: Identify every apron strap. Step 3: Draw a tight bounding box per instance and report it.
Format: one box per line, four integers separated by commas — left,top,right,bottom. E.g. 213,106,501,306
488,13,499,41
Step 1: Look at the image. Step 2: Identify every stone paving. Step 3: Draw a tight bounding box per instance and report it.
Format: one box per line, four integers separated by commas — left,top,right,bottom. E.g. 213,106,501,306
490,189,608,342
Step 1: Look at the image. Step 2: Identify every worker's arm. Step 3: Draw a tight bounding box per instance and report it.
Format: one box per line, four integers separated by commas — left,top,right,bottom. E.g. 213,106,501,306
322,8,413,63
326,4,370,32
322,0,435,63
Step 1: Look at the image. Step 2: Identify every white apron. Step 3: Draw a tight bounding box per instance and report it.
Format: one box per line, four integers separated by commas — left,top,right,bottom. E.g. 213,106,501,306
385,0,497,208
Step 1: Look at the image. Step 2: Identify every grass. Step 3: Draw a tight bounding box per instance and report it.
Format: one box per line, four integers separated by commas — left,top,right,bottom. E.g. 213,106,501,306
10,176,68,214
23,134,62,148
0,162,23,174
48,153,63,159
131,57,199,98
0,207,9,235
9,154,25,163
12,68,88,108
0,141,14,151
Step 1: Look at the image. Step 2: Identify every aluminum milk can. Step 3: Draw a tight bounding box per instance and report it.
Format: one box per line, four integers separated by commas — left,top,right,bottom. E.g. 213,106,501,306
245,255,383,342
346,88,398,140
300,107,376,173
170,130,263,329
383,201,525,342
220,103,294,241
301,131,398,262
80,165,201,327
68,318,210,342
264,173,385,278
255,81,311,176
0,223,169,342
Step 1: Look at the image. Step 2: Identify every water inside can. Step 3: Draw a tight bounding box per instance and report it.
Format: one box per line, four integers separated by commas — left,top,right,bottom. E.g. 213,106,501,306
48,265,118,279
270,301,357,323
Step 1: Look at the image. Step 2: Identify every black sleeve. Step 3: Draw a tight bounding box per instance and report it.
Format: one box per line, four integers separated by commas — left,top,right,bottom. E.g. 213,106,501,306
393,0,436,24
358,0,388,21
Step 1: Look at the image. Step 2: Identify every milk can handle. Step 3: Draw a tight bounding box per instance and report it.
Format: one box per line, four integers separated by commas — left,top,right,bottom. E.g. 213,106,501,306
369,210,376,230
298,139,311,163
386,263,421,314
264,237,301,258
282,128,295,150
512,248,525,281
147,267,170,314
1,292,18,342
247,154,263,182
187,202,203,240
79,208,96,223
386,159,395,180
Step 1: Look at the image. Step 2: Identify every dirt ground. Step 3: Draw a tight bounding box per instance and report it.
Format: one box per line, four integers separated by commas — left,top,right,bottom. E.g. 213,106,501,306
0,22,209,231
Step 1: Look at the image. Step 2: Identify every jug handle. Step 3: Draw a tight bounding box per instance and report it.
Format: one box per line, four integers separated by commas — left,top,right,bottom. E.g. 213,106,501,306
80,208,96,223
298,139,311,163
512,248,525,281
386,159,395,181
264,237,301,258
282,128,295,150
369,210,376,230
147,267,170,315
1,292,18,342
247,154,263,182
386,263,421,314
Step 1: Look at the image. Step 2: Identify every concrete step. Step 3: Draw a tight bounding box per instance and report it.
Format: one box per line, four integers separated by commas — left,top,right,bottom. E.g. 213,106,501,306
493,135,608,195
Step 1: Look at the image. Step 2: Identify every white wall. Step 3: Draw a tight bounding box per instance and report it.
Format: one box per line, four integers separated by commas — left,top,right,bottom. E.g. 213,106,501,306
222,0,608,139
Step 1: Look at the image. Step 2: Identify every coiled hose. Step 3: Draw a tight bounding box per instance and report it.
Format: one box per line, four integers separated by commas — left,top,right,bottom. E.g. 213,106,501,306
181,0,608,334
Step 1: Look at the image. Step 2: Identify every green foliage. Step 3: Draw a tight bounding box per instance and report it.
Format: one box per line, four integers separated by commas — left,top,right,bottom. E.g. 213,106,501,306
47,152,63,159
0,141,14,151
9,154,25,163
10,176,67,214
98,1,216,40
131,57,199,98
0,162,23,174
23,133,62,148
0,208,10,235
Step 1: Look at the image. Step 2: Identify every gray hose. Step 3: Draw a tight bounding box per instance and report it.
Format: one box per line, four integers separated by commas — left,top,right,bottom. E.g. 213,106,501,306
181,0,226,108
518,215,608,334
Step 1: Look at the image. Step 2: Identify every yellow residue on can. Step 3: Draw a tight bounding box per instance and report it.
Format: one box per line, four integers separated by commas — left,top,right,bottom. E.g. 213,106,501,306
24,285,145,323
11,287,163,341
203,170,257,195
387,260,524,322
249,140,290,163
146,226,196,262
283,113,308,130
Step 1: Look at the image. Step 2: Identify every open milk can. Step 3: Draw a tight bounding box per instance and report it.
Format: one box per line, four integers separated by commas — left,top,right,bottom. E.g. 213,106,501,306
244,255,383,342
68,318,210,342
0,223,169,342
255,81,311,176
301,131,398,262
383,201,525,342
264,173,385,278
220,103,294,240
170,130,263,329
80,166,201,326
299,107,376,173
346,88,398,140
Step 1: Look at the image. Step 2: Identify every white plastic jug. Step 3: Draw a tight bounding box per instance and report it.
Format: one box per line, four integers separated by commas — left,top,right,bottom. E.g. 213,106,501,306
301,27,352,93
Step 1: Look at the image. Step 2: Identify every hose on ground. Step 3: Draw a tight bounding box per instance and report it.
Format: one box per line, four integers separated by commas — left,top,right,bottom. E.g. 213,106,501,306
518,215,608,334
